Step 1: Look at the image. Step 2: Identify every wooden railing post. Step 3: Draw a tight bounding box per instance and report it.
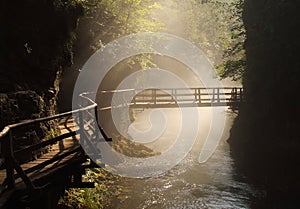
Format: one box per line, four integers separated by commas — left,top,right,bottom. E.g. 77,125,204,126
153,89,157,105
232,87,237,102
155,89,157,105
172,89,175,103
5,130,35,190
133,95,136,105
78,111,85,145
94,106,99,140
198,88,201,104
2,131,15,189
217,88,220,103
240,88,243,102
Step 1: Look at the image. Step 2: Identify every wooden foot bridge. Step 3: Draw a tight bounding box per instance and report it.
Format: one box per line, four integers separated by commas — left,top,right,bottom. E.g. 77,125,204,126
102,87,243,109
0,87,243,208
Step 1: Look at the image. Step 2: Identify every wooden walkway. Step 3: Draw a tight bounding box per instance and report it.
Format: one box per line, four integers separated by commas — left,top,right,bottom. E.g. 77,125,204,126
0,93,101,208
0,117,79,185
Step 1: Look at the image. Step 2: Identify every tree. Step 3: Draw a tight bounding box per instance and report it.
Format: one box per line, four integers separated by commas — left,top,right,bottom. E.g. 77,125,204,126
178,0,246,81
79,0,163,49
216,0,246,81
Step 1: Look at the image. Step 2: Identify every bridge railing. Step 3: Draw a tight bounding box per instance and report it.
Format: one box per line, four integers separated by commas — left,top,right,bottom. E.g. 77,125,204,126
0,94,97,192
98,87,243,108
77,92,111,162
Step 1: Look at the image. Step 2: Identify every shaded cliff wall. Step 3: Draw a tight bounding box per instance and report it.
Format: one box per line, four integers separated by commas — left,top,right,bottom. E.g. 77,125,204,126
229,0,300,197
0,0,84,127
0,0,84,161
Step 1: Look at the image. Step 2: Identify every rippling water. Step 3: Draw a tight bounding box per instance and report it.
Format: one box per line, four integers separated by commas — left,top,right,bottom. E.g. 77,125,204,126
106,108,264,209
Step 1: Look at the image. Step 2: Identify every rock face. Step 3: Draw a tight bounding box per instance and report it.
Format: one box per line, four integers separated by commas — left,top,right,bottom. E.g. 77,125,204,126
0,88,61,163
229,0,300,204
0,0,84,161
1,91,44,126
0,0,84,122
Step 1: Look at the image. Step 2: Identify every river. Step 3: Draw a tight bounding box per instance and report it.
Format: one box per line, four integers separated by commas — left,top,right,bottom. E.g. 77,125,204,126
106,107,265,209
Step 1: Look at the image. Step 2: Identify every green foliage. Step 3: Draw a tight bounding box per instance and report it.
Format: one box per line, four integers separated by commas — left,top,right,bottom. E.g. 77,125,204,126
112,134,160,158
217,57,246,80
216,0,246,81
183,0,233,60
155,0,246,81
100,0,163,35
79,0,163,45
72,0,164,71
59,168,123,209
45,128,61,140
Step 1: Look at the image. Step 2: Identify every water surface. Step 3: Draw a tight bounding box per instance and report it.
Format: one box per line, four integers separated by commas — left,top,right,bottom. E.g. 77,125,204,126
107,107,263,209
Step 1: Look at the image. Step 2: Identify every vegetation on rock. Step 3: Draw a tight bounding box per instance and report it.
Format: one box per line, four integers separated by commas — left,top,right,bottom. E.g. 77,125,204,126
59,167,123,209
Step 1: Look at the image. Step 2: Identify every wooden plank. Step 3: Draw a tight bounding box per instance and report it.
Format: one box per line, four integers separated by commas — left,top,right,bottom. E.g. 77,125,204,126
0,118,81,185
14,147,81,181
14,131,78,156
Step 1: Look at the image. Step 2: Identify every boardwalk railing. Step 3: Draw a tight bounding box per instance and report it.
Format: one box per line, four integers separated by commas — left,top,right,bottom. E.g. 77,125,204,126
99,87,243,109
0,93,98,194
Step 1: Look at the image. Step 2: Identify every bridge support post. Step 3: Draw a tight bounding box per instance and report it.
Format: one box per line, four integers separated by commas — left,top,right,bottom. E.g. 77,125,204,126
78,111,85,145
152,89,157,105
94,106,99,140
232,87,237,102
239,88,244,102
198,88,201,104
2,131,15,189
194,89,197,103
217,88,220,103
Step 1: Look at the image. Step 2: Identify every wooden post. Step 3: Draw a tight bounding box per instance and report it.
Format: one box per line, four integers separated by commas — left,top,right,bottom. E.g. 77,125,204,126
73,170,83,185
78,111,85,146
3,131,15,189
153,89,157,105
1,130,34,190
198,88,201,104
240,88,243,102
94,106,99,140
155,89,157,105
172,89,175,103
232,87,237,102
217,88,220,103
133,95,136,105
12,157,35,191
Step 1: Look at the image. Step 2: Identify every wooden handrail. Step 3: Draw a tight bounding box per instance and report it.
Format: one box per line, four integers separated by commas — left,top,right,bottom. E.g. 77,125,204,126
131,87,243,105
0,93,98,190
99,87,243,92
0,104,96,142
0,127,10,141
13,131,78,156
